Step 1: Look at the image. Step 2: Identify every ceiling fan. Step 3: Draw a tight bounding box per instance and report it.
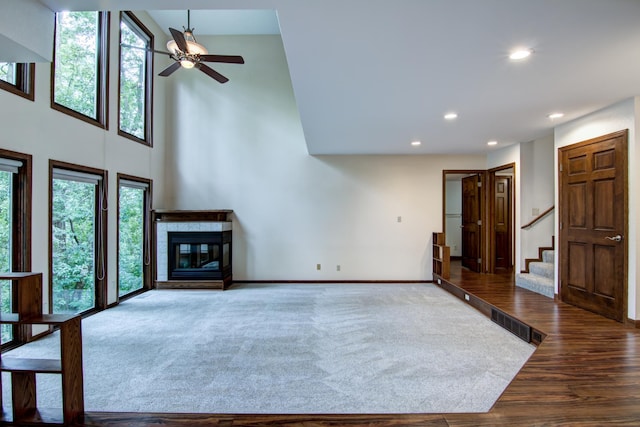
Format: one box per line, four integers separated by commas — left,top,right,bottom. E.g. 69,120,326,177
156,10,244,83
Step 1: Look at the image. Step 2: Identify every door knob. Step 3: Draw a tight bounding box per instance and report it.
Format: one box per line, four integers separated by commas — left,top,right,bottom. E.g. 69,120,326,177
605,235,623,242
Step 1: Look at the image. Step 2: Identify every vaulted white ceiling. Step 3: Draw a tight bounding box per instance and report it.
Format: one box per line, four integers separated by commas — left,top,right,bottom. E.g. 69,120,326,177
40,0,640,155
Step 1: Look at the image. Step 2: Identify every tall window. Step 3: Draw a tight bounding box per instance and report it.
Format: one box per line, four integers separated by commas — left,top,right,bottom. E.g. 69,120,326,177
0,62,35,100
52,11,109,128
50,162,107,315
0,150,32,348
117,175,152,298
0,166,14,343
119,12,153,145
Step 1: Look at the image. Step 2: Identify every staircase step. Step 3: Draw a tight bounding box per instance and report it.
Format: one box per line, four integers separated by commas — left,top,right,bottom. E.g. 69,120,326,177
529,261,554,279
542,249,555,264
516,273,554,298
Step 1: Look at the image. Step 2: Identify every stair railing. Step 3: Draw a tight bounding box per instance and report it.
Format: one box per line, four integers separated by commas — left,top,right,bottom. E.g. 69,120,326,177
521,206,554,230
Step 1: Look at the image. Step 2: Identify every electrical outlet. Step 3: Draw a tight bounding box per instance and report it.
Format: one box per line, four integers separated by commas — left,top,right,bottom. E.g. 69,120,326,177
316,264,321,270
336,265,341,271
532,207,540,216
464,293,470,301
397,216,402,223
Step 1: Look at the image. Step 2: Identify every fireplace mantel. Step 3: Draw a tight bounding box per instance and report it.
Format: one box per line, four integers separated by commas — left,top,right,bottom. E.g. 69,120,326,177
153,210,233,290
153,209,233,222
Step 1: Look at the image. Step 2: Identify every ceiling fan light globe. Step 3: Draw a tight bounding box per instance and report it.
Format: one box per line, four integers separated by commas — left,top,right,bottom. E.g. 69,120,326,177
166,37,208,55
180,59,195,69
166,40,179,54
186,41,208,55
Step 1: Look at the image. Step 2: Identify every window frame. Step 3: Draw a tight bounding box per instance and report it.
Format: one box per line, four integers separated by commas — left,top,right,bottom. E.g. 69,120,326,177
116,173,153,302
0,63,35,101
50,11,110,129
118,11,154,146
49,160,108,315
0,148,32,349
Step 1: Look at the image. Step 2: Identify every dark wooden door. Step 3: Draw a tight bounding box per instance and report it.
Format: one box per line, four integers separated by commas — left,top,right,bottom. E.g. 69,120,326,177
560,130,627,322
494,176,512,272
462,174,481,272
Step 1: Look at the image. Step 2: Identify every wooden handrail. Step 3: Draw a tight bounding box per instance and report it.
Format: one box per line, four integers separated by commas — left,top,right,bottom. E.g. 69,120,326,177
521,206,554,229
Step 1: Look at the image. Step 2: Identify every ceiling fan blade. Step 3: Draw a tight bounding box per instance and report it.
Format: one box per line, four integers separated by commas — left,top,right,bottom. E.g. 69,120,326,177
198,64,229,83
199,54,245,64
169,27,189,53
159,62,182,77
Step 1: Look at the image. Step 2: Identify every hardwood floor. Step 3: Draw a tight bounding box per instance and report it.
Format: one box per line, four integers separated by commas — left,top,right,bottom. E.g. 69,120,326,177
74,265,640,426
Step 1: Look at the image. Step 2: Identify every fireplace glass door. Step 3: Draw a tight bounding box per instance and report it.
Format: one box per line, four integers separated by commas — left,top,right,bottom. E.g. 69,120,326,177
177,243,220,271
168,231,231,280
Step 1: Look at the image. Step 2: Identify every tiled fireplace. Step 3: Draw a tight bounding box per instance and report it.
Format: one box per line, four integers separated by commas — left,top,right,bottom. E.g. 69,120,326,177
154,210,233,289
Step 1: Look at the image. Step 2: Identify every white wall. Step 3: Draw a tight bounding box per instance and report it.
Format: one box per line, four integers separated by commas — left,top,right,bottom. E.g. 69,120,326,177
554,97,638,319
162,34,486,280
0,11,168,307
0,0,54,62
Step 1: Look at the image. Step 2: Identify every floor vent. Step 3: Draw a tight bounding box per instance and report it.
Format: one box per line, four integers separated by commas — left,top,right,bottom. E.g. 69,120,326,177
532,330,543,344
491,308,531,343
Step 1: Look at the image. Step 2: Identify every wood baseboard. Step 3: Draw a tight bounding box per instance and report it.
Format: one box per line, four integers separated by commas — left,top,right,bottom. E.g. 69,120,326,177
625,317,640,329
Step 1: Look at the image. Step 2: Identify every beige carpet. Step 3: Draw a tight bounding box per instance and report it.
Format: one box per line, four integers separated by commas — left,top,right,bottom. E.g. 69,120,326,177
2,283,535,414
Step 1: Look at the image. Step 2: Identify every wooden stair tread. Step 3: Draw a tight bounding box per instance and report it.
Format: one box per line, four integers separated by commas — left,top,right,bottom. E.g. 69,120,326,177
1,357,63,373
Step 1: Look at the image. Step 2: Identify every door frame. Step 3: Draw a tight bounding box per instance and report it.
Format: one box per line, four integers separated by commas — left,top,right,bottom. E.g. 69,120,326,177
442,170,488,273
558,130,628,322
487,163,515,274
116,173,153,305
49,159,108,315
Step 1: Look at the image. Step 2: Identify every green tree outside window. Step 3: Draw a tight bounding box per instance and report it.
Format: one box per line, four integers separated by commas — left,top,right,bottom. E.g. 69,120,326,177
0,63,16,85
118,185,144,296
53,11,100,119
119,18,148,140
0,171,12,343
52,178,96,314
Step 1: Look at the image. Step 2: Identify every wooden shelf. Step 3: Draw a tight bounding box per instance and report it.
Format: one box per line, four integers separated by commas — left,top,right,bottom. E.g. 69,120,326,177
0,407,65,425
153,209,233,222
2,358,62,374
0,272,84,425
0,313,79,326
432,232,451,280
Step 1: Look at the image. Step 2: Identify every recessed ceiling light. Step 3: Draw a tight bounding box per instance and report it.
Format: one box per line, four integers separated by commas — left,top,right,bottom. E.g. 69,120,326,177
444,112,458,120
509,48,533,60
487,140,498,146
548,112,564,119
411,140,421,146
